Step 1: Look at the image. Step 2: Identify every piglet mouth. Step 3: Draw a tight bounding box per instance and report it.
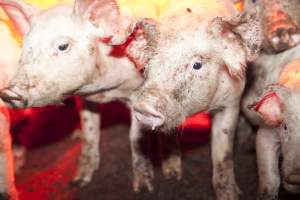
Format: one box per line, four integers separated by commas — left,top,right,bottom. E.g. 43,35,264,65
0,87,29,108
133,103,165,130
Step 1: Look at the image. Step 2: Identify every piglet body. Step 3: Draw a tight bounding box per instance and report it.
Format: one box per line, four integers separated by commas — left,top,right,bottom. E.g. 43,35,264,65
242,44,300,199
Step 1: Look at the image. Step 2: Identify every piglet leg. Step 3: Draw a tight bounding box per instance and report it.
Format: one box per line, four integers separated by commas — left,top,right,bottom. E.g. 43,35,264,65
260,0,300,52
0,102,18,200
211,107,240,200
159,133,182,180
130,112,154,192
256,127,280,200
73,99,100,186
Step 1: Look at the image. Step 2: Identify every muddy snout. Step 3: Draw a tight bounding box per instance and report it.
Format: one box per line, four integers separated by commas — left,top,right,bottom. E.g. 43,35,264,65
0,85,30,108
133,95,166,129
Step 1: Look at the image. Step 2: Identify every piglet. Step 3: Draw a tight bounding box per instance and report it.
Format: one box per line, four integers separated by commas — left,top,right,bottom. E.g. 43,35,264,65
241,44,300,199
128,7,262,200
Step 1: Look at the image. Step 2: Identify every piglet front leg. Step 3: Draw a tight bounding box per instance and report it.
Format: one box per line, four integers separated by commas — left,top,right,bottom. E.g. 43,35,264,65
211,107,240,200
0,102,17,200
73,99,100,186
256,127,280,200
130,113,154,192
159,133,182,180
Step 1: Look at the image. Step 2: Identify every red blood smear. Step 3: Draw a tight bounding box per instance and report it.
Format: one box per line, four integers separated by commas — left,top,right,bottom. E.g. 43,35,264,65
254,92,280,111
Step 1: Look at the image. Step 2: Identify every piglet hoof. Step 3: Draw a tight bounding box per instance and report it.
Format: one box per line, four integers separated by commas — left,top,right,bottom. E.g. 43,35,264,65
257,192,278,200
73,151,100,186
132,158,154,192
0,193,10,200
214,174,241,200
266,11,300,52
215,185,240,200
162,154,182,180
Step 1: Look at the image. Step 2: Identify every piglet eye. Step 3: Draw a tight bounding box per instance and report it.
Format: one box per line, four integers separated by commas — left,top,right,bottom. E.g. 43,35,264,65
193,62,202,70
58,43,69,51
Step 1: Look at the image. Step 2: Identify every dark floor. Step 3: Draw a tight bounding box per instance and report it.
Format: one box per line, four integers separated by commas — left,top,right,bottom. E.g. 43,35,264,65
14,122,300,200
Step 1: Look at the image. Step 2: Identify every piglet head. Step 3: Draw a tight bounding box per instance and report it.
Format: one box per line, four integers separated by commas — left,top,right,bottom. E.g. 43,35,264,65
0,0,129,108
132,9,263,131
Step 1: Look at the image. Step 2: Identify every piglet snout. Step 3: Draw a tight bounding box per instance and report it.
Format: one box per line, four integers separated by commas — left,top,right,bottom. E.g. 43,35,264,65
134,102,165,130
0,86,29,108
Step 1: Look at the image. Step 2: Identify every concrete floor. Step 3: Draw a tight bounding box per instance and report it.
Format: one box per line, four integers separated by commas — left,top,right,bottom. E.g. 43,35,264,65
15,124,300,200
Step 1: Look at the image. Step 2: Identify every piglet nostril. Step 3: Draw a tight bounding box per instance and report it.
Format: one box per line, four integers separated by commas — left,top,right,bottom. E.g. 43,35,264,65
133,103,165,130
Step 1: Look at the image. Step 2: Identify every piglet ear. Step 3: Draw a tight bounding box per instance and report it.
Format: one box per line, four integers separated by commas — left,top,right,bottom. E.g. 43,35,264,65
229,7,263,61
125,18,158,71
0,0,38,37
210,8,262,79
73,0,129,38
250,92,283,126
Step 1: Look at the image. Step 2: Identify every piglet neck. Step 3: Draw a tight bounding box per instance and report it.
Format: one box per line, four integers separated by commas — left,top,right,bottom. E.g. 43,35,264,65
76,39,143,97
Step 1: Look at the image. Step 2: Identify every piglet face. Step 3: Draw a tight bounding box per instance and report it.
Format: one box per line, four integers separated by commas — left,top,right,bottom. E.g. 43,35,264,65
134,30,222,130
2,6,98,107
0,0,127,108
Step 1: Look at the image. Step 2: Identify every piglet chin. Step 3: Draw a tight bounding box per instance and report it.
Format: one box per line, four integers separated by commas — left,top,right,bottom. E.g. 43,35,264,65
133,104,165,130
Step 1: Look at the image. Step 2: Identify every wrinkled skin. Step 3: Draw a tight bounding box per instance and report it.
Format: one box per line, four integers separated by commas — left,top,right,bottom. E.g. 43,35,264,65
241,44,300,199
130,6,262,200
240,0,300,53
0,0,182,192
